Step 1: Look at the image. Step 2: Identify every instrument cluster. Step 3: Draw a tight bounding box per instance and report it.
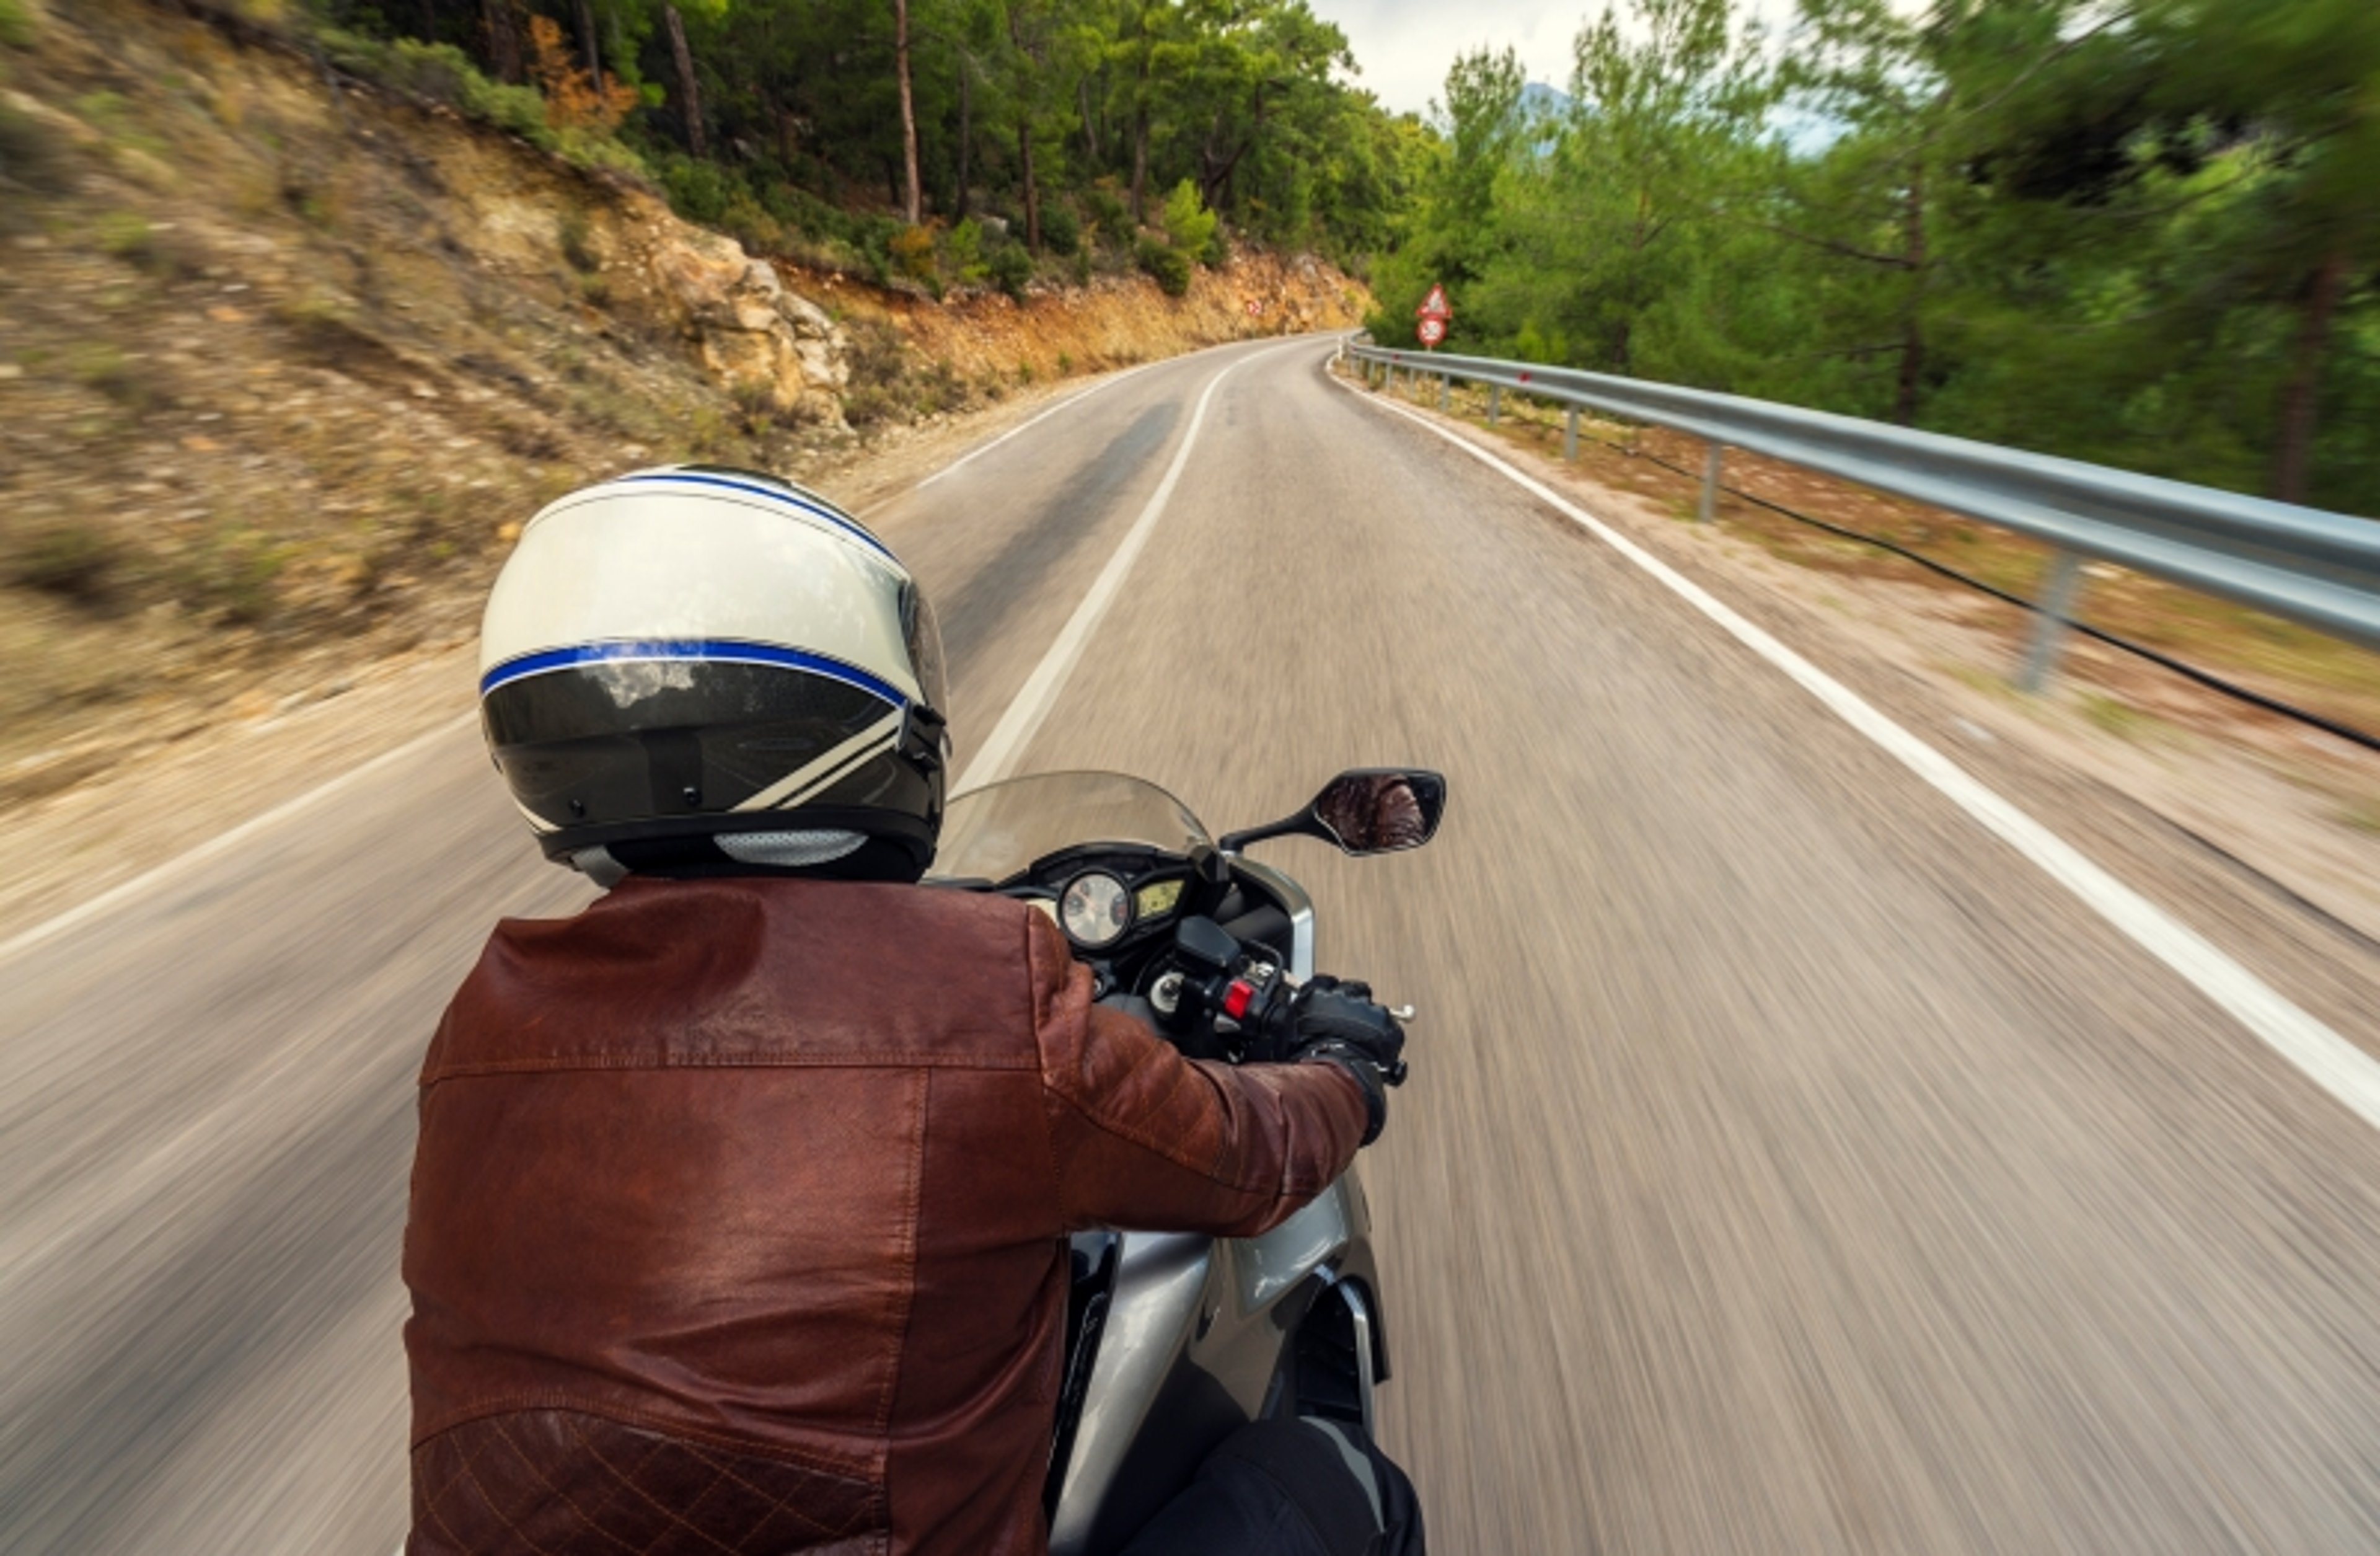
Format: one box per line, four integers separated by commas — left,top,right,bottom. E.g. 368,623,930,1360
1018,855,1192,953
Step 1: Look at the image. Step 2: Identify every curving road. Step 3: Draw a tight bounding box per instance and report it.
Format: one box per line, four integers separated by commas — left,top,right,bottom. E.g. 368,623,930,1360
8,336,2380,1552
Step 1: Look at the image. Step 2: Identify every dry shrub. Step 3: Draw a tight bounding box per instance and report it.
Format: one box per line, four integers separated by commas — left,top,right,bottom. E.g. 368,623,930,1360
888,225,936,282
528,16,637,131
6,518,124,608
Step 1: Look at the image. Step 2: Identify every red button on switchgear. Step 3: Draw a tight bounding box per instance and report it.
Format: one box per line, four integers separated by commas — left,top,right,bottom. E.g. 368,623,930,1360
1222,980,1254,1020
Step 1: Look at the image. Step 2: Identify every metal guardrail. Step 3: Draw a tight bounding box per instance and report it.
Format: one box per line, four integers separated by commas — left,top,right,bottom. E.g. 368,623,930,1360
1343,340,2380,691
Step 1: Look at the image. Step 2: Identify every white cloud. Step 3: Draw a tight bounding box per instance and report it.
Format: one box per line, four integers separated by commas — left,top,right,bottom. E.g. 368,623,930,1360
1311,0,1906,118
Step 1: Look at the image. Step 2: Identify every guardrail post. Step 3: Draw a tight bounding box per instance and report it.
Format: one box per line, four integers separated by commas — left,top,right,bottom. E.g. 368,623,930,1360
1564,407,1578,462
1488,385,1502,425
2019,549,2087,694
1439,374,1450,410
1698,443,1725,523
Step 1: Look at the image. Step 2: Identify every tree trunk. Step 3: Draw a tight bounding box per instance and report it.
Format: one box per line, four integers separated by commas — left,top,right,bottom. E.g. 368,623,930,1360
1894,164,1928,427
1614,188,1650,371
1130,104,1148,223
1019,115,1041,249
2273,249,2347,505
894,0,922,224
575,0,605,94
1078,77,1100,164
663,2,705,157
480,0,522,82
957,65,972,217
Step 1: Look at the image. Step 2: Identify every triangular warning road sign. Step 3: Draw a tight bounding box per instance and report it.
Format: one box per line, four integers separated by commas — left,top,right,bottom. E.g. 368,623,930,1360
1416,283,1451,319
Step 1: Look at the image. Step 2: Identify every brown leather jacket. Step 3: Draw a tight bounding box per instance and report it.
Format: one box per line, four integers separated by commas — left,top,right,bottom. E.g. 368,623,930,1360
404,875,1368,1556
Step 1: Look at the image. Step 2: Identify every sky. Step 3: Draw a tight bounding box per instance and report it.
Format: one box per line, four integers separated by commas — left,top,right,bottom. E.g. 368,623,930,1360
1304,0,1859,118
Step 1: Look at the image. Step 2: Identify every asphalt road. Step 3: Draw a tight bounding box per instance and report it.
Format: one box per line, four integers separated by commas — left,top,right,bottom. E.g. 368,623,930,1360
9,336,2380,1553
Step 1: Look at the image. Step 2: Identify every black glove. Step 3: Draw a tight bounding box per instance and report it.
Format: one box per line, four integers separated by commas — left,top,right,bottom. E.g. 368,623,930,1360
1265,976,1407,1146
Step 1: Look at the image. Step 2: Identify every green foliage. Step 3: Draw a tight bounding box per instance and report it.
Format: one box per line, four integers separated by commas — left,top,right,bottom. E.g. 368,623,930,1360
1082,182,1129,245
946,217,989,283
1161,179,1218,265
987,239,1034,299
1039,202,1081,257
654,151,733,223
1379,0,2380,514
317,0,1409,280
1136,235,1191,296
315,28,645,177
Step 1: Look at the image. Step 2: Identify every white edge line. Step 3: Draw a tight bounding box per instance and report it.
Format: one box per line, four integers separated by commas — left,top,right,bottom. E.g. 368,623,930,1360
918,360,1156,487
0,711,482,965
956,340,1301,792
1331,369,2380,1133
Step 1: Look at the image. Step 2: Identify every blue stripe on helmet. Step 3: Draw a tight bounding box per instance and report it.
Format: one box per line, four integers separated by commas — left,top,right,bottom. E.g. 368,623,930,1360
613,472,896,560
480,639,910,706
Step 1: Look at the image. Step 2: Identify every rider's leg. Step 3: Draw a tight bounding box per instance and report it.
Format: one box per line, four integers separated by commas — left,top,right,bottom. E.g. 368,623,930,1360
1116,1417,1424,1556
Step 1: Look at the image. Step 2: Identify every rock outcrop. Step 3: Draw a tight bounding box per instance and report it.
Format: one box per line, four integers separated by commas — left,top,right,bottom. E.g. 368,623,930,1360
648,229,850,428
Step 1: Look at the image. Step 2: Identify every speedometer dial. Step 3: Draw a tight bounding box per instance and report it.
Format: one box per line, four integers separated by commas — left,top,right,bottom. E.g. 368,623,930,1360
1059,872,1133,948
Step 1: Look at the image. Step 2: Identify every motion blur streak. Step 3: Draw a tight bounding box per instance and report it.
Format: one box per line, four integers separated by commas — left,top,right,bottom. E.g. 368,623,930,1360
6,338,2380,1554
1345,379,2380,1134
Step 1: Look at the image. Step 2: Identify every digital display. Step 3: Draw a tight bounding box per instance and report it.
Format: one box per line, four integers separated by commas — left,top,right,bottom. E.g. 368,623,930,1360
1134,877,1185,918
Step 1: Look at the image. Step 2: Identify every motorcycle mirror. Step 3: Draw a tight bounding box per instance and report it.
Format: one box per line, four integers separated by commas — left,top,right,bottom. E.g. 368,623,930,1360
1216,769,1447,856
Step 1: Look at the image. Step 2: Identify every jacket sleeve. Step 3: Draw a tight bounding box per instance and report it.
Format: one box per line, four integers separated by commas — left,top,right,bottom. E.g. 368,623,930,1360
1026,911,1370,1237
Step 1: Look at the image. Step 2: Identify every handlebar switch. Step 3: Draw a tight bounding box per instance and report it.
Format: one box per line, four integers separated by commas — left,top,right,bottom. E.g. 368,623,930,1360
1221,979,1256,1021
1173,915,1240,973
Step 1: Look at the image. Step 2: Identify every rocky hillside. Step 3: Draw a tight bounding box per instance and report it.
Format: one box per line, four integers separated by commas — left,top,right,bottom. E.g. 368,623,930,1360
0,0,1369,805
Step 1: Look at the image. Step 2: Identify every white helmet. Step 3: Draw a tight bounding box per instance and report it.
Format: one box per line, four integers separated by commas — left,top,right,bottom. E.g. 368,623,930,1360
478,466,950,883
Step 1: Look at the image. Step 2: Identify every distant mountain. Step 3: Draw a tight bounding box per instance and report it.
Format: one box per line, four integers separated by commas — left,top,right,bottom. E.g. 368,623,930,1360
1518,81,1574,123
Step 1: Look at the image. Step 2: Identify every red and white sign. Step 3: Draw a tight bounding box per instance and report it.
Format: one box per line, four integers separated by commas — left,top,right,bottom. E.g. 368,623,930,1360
1416,283,1452,320
1245,299,1263,316
1417,316,1448,347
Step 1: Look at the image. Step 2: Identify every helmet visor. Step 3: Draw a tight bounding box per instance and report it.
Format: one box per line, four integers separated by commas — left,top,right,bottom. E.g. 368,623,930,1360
903,585,948,717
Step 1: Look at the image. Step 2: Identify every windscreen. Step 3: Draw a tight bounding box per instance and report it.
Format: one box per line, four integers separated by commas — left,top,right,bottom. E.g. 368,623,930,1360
928,771,1209,885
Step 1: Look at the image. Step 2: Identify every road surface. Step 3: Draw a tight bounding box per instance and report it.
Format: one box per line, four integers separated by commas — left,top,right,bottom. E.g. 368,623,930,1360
7,335,2380,1552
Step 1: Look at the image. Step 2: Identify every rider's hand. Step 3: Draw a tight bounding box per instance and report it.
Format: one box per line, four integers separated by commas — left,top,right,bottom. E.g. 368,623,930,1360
1266,977,1407,1146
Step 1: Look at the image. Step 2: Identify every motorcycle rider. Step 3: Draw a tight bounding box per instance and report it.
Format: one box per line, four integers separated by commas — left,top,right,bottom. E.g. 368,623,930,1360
404,467,1422,1555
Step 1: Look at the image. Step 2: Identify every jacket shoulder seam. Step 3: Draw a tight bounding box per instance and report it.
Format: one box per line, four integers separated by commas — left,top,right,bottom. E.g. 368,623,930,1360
872,1068,930,1449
